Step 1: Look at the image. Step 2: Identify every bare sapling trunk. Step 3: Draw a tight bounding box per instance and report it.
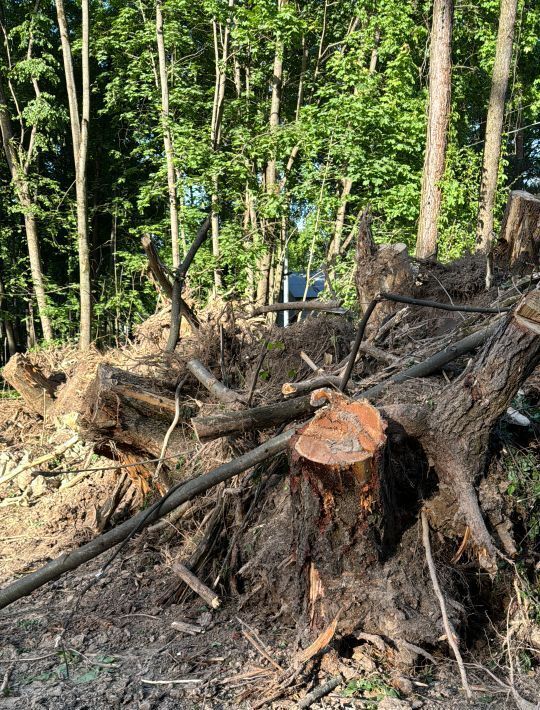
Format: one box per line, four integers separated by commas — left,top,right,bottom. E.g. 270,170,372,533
209,0,234,292
0,78,53,341
416,0,453,260
156,0,180,269
256,0,285,306
475,0,518,255
56,0,92,349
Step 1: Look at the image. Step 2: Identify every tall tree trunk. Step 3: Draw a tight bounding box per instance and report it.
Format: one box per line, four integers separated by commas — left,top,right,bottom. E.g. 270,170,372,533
0,78,53,341
56,0,92,349
475,0,518,254
416,0,453,260
0,271,17,356
156,0,180,269
209,0,234,292
256,0,286,307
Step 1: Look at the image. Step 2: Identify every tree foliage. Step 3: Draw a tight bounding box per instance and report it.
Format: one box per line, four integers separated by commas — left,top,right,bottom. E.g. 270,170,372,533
0,0,539,348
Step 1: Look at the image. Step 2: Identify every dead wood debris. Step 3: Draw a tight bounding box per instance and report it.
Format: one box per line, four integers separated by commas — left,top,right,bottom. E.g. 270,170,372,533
1,248,540,706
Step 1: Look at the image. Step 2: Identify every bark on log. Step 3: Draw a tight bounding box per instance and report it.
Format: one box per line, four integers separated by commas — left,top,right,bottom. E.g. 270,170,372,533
498,190,540,272
80,364,195,460
192,395,314,441
2,353,56,416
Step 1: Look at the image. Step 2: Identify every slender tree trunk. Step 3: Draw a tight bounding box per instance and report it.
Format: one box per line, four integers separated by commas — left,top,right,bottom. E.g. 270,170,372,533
0,78,53,341
415,0,453,260
0,271,17,356
257,0,286,306
328,178,353,263
209,1,233,292
156,0,180,269
475,0,518,254
55,0,92,349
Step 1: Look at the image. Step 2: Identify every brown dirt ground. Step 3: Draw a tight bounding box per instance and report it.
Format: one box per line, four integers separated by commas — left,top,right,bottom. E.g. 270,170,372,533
1,396,537,710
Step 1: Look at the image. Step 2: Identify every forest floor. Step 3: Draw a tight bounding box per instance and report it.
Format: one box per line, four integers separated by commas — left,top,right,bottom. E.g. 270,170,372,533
0,388,538,709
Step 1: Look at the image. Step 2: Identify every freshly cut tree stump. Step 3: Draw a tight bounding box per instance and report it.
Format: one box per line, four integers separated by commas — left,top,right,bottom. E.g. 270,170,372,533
498,190,540,271
289,390,389,633
2,353,56,416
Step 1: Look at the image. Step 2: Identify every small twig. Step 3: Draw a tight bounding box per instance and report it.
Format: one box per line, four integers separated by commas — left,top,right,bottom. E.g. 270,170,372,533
421,510,472,699
247,339,269,407
172,561,221,608
297,676,342,708
141,678,202,685
0,663,14,694
153,376,187,484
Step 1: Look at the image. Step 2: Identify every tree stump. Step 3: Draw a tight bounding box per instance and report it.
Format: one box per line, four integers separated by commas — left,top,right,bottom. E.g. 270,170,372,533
2,353,56,417
355,212,414,335
290,391,389,632
498,190,540,272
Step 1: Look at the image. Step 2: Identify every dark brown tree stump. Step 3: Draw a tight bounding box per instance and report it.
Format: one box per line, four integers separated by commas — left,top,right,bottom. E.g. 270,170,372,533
2,353,56,417
354,212,414,335
498,190,540,272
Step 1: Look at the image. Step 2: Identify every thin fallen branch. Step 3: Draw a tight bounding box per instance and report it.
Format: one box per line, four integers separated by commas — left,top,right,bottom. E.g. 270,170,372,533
421,510,472,700
187,358,245,405
297,676,342,709
172,561,220,608
282,374,343,397
246,339,269,407
0,430,293,610
166,214,211,352
251,300,344,316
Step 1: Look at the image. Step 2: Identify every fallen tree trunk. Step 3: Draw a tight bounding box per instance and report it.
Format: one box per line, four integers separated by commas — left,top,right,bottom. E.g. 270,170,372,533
79,364,195,460
0,430,293,609
192,395,314,441
2,353,57,416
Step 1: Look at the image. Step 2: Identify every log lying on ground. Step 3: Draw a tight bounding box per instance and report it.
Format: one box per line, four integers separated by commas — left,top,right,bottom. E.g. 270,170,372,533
2,353,57,417
251,300,344,316
193,395,314,441
0,430,294,610
79,364,195,460
192,321,497,441
499,190,540,271
186,358,246,404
